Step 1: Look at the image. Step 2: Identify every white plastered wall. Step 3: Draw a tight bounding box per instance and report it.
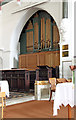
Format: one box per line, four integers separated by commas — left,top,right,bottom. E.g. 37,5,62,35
59,0,74,79
0,1,62,69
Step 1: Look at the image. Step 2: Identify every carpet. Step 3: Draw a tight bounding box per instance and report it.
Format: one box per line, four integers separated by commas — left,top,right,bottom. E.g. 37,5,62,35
3,100,75,119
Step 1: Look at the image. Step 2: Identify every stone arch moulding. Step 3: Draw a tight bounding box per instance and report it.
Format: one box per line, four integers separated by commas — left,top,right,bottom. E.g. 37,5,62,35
0,57,3,69
10,7,60,69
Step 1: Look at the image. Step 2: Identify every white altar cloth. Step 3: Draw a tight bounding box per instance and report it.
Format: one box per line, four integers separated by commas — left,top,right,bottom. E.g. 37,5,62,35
53,82,74,116
0,80,9,97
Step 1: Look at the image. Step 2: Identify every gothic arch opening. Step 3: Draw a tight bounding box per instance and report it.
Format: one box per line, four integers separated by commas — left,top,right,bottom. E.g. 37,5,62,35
19,10,60,70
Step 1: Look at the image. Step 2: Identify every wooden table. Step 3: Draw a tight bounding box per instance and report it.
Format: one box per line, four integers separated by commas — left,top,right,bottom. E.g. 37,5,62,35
53,82,74,119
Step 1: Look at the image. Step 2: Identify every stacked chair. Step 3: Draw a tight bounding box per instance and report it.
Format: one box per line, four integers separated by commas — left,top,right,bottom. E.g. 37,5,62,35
0,92,6,119
49,78,70,101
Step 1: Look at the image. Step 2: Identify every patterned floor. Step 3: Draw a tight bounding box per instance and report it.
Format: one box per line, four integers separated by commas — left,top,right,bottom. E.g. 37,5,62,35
6,91,35,106
6,91,34,99
6,90,49,106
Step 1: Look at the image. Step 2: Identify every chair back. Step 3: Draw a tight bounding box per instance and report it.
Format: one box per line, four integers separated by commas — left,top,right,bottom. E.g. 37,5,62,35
56,78,67,83
0,92,6,119
49,78,56,90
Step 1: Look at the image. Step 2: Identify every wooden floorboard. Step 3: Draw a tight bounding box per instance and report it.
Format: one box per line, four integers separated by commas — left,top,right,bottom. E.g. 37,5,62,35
3,100,75,119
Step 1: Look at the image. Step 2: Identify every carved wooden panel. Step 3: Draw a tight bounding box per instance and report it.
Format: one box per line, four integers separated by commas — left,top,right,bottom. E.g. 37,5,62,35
45,53,50,67
19,51,60,70
19,55,27,68
19,55,25,68
1,69,29,92
21,55,26,68
28,54,37,68
54,51,60,66
38,53,45,66
49,52,55,68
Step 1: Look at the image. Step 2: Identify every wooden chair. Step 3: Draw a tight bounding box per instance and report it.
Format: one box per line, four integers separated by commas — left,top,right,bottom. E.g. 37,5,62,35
56,78,67,84
0,92,6,119
49,78,56,101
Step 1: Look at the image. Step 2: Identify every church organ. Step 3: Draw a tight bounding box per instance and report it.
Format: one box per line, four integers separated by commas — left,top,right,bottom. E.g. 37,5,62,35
19,10,60,71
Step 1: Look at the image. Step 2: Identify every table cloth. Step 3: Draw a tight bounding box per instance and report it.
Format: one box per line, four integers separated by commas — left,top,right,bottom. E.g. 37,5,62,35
53,82,74,116
0,80,9,97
